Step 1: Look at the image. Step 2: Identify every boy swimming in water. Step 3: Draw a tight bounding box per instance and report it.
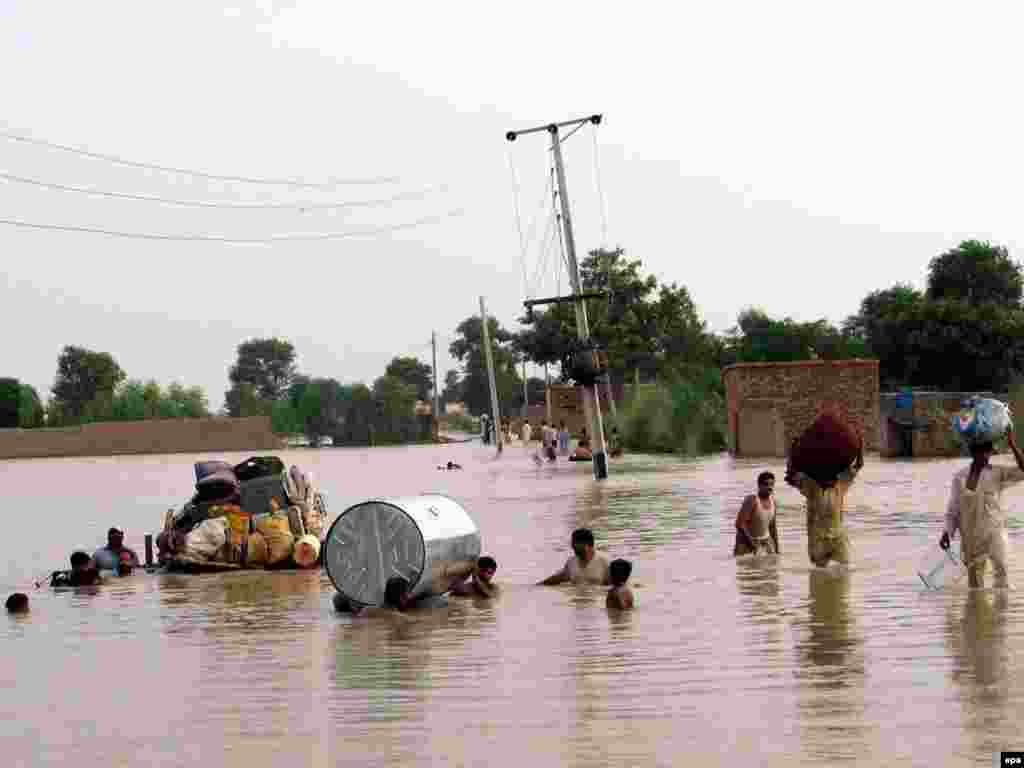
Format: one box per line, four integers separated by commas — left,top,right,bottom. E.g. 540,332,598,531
450,556,500,598
606,559,634,610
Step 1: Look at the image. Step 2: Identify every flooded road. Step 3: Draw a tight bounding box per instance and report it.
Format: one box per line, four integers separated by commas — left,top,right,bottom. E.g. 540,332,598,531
3,443,1024,767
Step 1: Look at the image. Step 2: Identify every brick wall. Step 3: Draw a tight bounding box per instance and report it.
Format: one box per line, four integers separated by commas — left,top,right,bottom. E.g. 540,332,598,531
723,360,880,457
0,416,284,460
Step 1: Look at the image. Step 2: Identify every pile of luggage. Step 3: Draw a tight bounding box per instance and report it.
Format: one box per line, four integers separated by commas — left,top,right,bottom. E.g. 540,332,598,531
156,456,328,571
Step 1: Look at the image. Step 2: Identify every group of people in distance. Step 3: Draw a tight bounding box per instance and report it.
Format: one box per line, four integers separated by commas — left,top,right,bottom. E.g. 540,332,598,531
333,527,635,617
733,426,1024,590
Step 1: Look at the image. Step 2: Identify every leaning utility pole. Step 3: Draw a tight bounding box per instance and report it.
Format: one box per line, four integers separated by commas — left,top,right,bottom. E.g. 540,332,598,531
480,296,503,454
431,330,441,439
507,114,609,479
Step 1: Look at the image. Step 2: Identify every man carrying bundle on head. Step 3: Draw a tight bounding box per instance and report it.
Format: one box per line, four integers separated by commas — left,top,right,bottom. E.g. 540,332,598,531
941,397,1024,589
785,412,864,567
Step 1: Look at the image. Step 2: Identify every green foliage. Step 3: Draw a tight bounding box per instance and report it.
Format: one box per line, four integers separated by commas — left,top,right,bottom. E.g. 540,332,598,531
371,375,421,443
449,315,522,416
620,367,727,455
442,410,478,433
724,308,867,364
225,338,297,415
271,399,301,435
844,244,1024,390
109,379,210,421
385,356,433,401
50,346,126,425
927,239,1023,304
0,378,20,428
17,384,45,428
441,369,462,404
517,248,718,385
526,377,546,404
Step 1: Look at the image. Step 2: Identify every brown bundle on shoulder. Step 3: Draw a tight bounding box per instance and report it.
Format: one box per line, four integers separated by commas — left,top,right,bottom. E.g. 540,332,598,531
788,412,860,488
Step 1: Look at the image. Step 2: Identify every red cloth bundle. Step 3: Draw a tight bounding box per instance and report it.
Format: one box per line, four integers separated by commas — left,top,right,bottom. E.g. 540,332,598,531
789,412,860,486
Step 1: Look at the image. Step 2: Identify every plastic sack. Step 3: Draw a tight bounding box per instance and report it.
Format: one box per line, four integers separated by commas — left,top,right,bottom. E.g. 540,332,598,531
293,535,321,568
918,541,964,590
952,397,1013,445
183,517,227,561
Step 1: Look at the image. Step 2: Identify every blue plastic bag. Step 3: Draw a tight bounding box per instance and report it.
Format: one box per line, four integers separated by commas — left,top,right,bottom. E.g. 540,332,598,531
952,397,1013,444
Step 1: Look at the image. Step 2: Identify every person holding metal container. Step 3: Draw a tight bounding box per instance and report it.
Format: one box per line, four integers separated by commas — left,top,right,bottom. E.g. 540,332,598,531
941,427,1024,589
450,556,500,599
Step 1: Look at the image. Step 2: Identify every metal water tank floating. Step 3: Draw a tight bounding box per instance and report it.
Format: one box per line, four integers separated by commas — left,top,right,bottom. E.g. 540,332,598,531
323,494,481,607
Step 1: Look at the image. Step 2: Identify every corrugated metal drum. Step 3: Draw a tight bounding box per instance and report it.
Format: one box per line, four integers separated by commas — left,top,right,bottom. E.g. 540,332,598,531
323,494,481,607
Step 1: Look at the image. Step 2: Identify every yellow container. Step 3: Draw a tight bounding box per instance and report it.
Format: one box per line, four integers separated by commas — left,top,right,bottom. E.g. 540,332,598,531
254,511,291,538
246,532,268,567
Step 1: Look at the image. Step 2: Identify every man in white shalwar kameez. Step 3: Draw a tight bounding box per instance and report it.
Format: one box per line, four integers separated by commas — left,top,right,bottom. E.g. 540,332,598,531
941,428,1024,588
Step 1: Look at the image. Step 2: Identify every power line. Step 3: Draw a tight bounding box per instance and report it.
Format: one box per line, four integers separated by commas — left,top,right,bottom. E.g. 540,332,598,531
0,171,445,210
0,129,400,188
0,209,464,244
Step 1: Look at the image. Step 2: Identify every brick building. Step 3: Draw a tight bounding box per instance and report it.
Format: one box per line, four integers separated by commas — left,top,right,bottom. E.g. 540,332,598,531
723,360,880,457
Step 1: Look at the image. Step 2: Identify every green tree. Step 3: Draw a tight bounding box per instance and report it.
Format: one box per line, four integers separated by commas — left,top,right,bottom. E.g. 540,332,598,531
385,356,433,401
927,239,1023,304
889,300,1024,391
842,284,924,386
271,398,301,435
225,338,296,415
110,380,148,421
526,376,546,404
338,383,375,445
0,378,20,428
51,346,126,425
372,375,420,443
441,369,462,404
724,308,866,364
449,315,522,416
18,384,45,428
517,247,717,385
223,381,270,418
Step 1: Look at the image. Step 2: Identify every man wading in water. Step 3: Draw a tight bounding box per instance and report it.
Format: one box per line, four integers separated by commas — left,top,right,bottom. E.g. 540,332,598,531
734,472,780,556
786,437,864,567
941,428,1024,588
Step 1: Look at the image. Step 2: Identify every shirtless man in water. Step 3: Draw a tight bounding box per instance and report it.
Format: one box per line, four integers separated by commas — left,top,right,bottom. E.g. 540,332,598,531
734,472,780,556
539,528,610,586
450,556,500,598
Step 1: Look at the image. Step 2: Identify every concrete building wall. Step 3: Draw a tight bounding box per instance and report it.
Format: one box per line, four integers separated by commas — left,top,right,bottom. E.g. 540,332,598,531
0,416,283,460
723,360,880,457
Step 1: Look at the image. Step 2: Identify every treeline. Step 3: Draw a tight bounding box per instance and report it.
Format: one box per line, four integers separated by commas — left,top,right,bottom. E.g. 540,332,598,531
509,240,1024,454
223,339,433,446
1,345,209,429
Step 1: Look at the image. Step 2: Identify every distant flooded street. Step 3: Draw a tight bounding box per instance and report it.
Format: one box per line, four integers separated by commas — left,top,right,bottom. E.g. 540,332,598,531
3,443,1024,766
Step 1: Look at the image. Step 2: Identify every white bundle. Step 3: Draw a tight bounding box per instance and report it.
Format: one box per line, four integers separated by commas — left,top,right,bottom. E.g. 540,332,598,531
183,518,227,561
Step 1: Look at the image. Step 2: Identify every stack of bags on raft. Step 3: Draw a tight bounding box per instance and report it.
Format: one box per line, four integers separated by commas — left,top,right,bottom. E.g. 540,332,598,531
785,410,862,487
157,456,328,569
952,396,1013,446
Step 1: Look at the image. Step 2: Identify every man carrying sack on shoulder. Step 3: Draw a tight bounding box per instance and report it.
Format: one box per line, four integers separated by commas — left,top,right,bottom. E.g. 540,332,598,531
941,427,1024,589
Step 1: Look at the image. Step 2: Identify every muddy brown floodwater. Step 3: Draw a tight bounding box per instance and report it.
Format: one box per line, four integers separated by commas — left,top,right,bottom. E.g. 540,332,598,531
3,443,1024,767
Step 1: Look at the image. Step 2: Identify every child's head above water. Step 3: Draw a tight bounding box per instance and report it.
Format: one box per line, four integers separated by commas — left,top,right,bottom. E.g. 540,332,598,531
609,558,632,587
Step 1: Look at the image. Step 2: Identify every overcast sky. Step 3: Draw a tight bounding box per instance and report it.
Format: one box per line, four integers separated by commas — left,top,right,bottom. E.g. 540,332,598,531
2,1,1020,410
